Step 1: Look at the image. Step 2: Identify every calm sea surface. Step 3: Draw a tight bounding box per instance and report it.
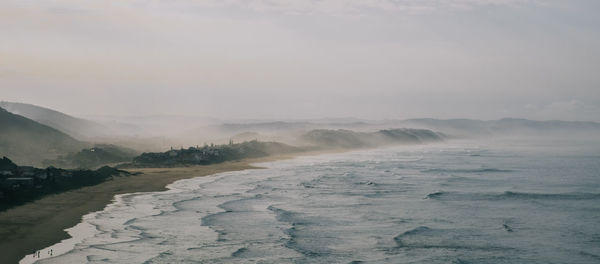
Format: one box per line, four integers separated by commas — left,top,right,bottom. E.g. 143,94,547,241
28,140,600,263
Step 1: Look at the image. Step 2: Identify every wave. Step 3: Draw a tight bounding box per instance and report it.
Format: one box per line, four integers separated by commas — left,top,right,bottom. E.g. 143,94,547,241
231,247,249,257
422,168,514,174
123,217,138,226
86,255,110,262
268,206,332,258
268,206,315,227
579,251,600,262
393,226,515,251
140,251,174,264
426,191,600,201
284,225,329,257
200,211,230,242
217,197,259,212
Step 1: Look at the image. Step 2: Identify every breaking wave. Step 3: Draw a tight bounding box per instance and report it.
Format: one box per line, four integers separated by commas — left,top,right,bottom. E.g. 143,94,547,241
427,191,600,201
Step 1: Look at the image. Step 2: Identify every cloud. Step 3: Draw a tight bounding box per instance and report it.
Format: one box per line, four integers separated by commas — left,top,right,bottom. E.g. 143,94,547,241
1,0,597,120
180,0,550,16
5,0,546,18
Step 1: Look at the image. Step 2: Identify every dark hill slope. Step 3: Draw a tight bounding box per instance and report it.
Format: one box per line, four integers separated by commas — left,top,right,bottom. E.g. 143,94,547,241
0,101,108,140
0,107,87,166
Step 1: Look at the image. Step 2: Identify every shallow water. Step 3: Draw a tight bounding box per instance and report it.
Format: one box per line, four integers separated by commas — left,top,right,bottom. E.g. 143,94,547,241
28,140,600,263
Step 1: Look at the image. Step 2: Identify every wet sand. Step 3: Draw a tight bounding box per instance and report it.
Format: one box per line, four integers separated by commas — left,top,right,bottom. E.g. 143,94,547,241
0,155,297,264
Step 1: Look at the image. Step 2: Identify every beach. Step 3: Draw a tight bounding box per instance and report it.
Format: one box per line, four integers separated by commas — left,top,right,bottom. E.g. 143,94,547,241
0,158,279,264
3,142,599,263
14,142,600,263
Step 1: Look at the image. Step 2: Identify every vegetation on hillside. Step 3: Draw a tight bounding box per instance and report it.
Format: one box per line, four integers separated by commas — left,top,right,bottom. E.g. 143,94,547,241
0,107,86,166
0,156,129,211
0,101,109,140
45,144,139,169
130,140,302,167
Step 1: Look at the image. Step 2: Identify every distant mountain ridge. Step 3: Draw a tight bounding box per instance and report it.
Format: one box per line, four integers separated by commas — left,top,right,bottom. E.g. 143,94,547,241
0,101,109,140
395,118,600,138
213,118,600,140
2,101,598,155
0,107,87,166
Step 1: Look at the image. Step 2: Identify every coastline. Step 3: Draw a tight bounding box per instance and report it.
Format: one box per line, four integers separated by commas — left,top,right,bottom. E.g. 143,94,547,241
0,153,302,264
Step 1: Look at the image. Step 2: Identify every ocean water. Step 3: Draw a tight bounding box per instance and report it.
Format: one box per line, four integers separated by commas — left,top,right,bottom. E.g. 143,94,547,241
25,140,600,264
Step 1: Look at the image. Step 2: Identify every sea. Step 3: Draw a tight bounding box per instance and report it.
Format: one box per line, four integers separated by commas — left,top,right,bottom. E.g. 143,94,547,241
23,139,600,264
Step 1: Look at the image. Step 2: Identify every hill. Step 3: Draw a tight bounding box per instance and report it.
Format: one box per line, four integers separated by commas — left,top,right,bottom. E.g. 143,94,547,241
0,101,109,140
0,107,87,166
392,118,600,138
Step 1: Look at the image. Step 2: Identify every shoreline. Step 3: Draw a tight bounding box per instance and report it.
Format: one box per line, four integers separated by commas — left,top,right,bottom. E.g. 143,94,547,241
0,153,305,264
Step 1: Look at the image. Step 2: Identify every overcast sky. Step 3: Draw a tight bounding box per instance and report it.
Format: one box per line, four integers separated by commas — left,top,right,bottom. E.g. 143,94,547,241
1,0,599,121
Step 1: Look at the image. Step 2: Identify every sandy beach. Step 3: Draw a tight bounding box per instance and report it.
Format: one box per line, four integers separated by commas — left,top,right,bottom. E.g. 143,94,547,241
0,157,287,264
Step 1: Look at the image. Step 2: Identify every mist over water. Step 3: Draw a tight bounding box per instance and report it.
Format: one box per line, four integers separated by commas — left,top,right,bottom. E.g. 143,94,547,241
30,139,600,263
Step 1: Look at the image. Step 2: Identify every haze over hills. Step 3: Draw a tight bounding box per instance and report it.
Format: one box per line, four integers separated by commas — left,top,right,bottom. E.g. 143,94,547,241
0,101,192,141
301,128,444,149
393,118,600,138
201,118,600,141
0,107,87,166
2,101,599,263
2,101,599,165
0,101,111,140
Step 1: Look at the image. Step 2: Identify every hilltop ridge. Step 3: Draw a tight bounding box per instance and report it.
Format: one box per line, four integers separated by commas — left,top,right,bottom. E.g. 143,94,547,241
0,101,109,140
0,107,86,166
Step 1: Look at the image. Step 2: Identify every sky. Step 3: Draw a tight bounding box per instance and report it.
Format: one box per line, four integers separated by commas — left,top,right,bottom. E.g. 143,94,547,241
1,0,599,121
